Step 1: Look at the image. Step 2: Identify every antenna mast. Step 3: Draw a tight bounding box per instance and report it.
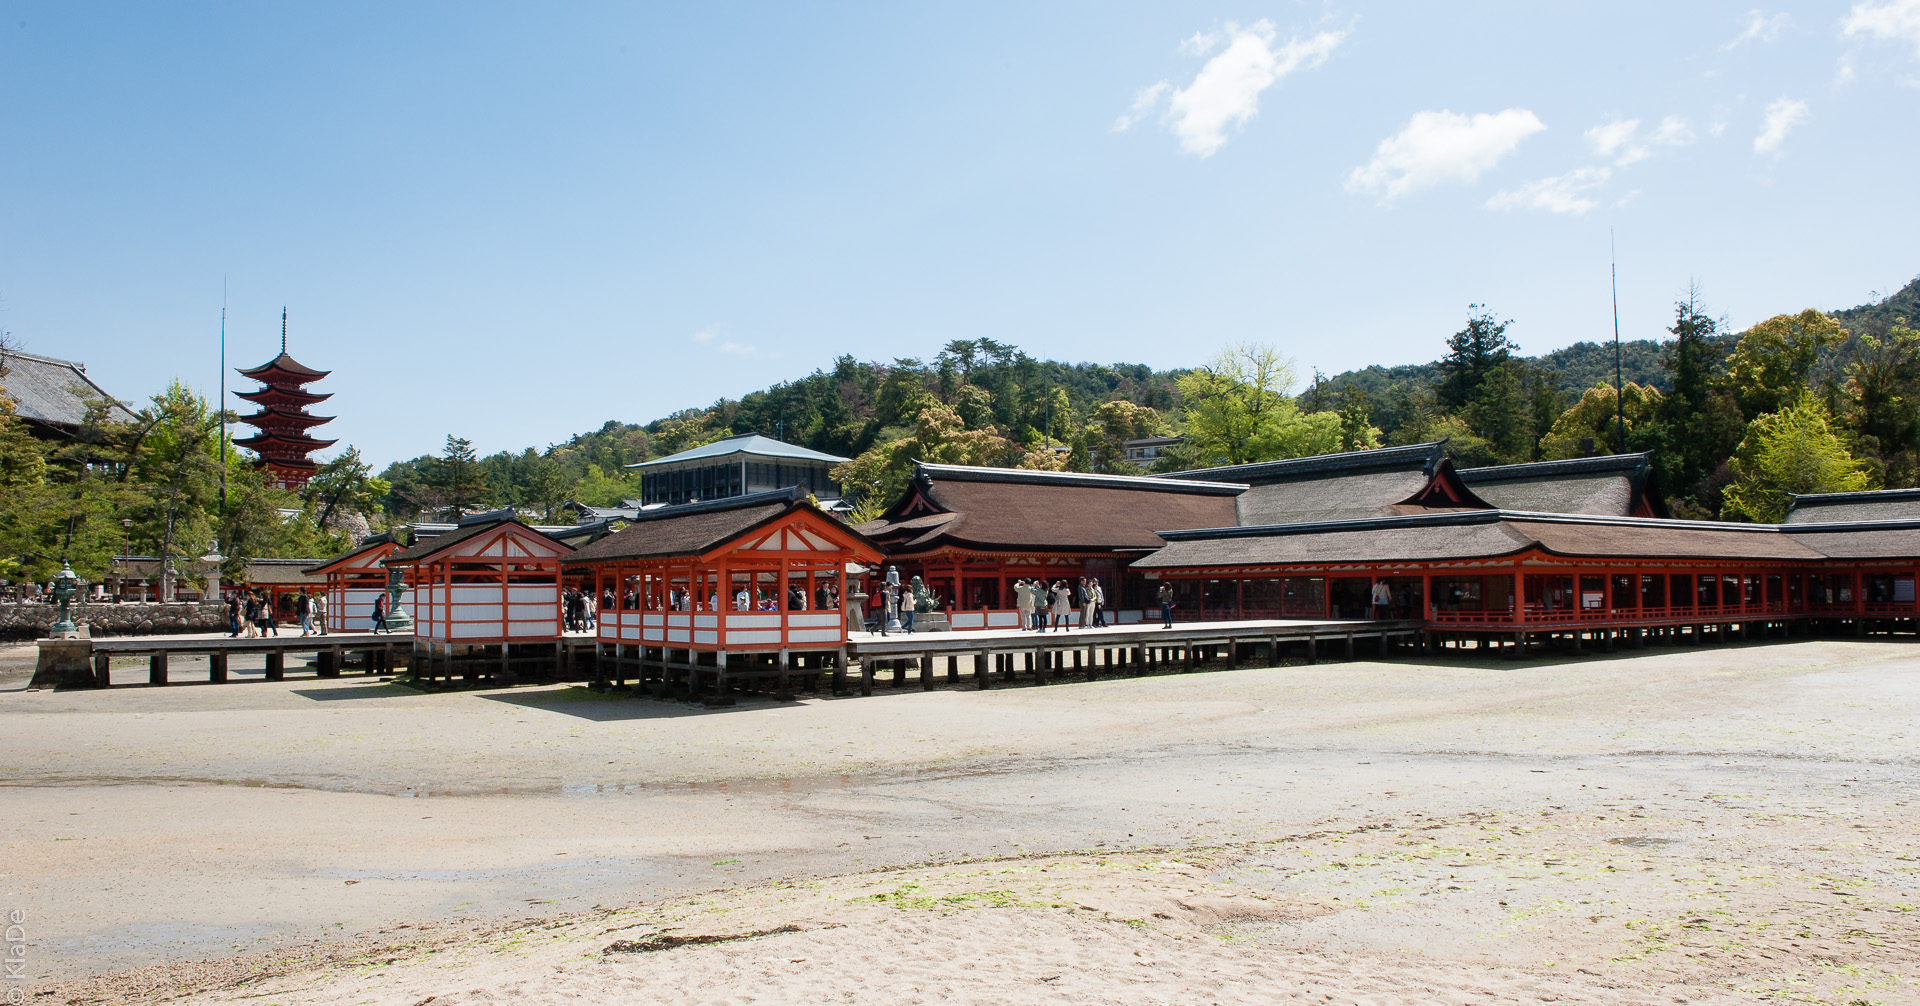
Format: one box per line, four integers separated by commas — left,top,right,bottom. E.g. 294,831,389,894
1610,231,1625,454
219,278,228,526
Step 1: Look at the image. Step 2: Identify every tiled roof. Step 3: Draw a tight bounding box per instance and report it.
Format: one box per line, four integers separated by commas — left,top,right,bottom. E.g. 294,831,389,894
561,488,849,563
0,349,138,428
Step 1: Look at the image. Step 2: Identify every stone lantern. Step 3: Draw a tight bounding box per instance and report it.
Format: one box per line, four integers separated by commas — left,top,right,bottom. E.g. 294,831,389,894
49,562,82,639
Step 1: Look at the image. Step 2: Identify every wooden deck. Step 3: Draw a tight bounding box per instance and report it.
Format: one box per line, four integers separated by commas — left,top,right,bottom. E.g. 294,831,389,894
77,631,412,686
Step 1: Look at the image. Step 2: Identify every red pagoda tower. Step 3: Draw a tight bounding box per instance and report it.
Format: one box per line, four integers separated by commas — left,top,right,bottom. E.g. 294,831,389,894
233,309,336,491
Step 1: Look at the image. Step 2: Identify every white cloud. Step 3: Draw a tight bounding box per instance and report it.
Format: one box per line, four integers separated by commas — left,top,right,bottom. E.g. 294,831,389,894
1345,109,1545,203
1586,118,1645,164
1485,166,1612,215
1843,0,1920,57
1725,9,1792,49
1584,115,1695,166
692,326,756,356
1753,97,1810,154
1111,81,1169,132
1118,21,1345,157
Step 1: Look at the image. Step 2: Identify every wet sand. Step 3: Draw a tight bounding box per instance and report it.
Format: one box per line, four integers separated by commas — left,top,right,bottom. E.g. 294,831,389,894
3,639,1916,1003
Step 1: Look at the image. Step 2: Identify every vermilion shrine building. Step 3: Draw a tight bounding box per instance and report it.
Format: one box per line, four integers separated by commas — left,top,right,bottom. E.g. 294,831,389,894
562,488,881,701
383,513,573,681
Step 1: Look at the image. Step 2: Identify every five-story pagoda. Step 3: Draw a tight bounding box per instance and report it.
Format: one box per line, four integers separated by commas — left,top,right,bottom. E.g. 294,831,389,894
233,309,336,491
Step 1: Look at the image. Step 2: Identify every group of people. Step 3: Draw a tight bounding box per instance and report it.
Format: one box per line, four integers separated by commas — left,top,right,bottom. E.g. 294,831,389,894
226,589,323,638
563,586,597,632
1012,577,1106,632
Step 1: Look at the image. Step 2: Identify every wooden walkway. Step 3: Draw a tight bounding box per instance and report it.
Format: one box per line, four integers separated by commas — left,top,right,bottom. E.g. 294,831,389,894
81,632,411,687
841,618,1422,696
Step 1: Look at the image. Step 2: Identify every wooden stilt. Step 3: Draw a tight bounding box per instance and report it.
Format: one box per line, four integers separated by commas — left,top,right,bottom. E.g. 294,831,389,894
265,650,284,681
209,650,228,683
149,651,168,686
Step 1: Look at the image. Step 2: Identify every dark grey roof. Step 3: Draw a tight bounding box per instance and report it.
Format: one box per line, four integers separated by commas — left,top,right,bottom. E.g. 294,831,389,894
1151,443,1456,526
0,350,138,428
1459,454,1653,517
386,517,574,564
1135,509,1920,570
1783,488,1920,524
1156,442,1445,485
561,488,860,563
910,462,1244,495
630,433,849,469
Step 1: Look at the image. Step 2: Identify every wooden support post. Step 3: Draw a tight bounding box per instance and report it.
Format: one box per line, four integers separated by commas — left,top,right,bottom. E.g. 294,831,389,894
1512,631,1527,658
777,649,792,701
1266,637,1278,667
1343,633,1355,661
1227,639,1240,669
921,651,935,691
317,646,340,678
265,650,284,681
1184,646,1195,672
860,656,874,697
1304,634,1317,664
208,650,228,683
93,650,111,688
1034,649,1050,685
947,654,959,684
891,659,905,688
977,650,990,690
148,651,168,686
592,642,608,690
706,650,735,706
833,647,850,696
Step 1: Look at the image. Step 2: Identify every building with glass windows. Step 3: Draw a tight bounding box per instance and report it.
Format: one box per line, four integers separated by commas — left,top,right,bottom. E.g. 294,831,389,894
631,434,849,508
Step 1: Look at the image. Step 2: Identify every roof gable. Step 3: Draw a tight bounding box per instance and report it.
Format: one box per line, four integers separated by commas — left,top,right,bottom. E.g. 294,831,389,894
387,519,573,565
1784,488,1920,524
632,433,850,469
0,350,138,428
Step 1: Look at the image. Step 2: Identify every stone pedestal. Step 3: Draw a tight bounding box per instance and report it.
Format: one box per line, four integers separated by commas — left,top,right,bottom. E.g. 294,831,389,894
31,635,101,690
918,612,952,632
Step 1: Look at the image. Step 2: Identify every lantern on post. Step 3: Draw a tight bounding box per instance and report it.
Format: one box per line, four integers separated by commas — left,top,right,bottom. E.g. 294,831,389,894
49,562,82,638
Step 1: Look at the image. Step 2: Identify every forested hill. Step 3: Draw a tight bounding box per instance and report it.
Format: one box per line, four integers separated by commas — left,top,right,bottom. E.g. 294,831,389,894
379,276,1920,524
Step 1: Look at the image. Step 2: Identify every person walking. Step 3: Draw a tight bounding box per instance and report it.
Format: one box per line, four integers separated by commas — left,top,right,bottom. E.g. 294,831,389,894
900,586,916,633
242,592,259,638
1090,578,1107,628
312,591,329,635
256,592,279,636
1015,578,1035,632
1079,577,1097,629
297,591,314,636
1370,579,1391,619
371,590,390,634
1050,580,1073,632
225,592,242,638
1159,582,1175,628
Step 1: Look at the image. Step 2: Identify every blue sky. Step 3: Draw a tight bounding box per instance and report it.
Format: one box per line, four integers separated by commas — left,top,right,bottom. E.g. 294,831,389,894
2,2,1916,468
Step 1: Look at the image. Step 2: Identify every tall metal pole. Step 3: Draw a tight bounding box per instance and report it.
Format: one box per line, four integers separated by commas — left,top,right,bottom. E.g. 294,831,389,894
219,278,228,525
1610,231,1625,454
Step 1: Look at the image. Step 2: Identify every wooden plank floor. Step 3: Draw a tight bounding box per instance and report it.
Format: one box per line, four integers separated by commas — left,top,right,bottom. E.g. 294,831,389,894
847,617,1421,657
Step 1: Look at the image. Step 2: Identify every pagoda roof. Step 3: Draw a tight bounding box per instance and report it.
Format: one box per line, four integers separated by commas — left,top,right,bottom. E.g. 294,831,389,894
235,385,333,406
237,406,336,427
238,351,330,382
233,431,338,452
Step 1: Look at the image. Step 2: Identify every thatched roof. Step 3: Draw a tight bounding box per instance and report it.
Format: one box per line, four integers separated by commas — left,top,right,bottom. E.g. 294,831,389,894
1460,453,1664,518
855,464,1243,554
1783,488,1920,525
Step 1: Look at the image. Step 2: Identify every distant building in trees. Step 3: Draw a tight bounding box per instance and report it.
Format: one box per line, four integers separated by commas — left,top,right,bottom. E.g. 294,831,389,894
630,434,848,508
1120,435,1183,467
233,311,336,491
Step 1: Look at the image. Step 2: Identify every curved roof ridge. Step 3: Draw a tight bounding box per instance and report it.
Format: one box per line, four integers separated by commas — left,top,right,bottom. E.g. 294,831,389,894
915,461,1246,495
1789,487,1920,505
1154,442,1446,484
1458,452,1651,483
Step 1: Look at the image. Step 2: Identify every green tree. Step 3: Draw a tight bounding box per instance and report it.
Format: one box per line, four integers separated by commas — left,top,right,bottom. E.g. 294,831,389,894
831,397,1013,521
1538,382,1665,460
1720,394,1872,523
433,435,490,516
1462,362,1530,463
303,446,386,533
130,381,223,599
1839,320,1920,487
1336,386,1382,452
1086,399,1162,474
1437,306,1517,411
1177,344,1337,465
1723,309,1848,419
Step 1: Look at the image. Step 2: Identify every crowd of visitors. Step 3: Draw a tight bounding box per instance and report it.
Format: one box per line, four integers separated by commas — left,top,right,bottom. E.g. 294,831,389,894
1010,577,1108,632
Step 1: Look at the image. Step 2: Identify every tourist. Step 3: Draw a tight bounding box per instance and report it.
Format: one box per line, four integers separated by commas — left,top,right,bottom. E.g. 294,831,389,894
256,591,279,636
1079,577,1096,629
312,591,328,635
1050,580,1073,632
242,592,259,638
1014,579,1034,631
584,591,596,630
1370,579,1391,619
1159,582,1175,628
1090,578,1107,628
296,591,313,636
371,590,389,634
225,592,242,638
